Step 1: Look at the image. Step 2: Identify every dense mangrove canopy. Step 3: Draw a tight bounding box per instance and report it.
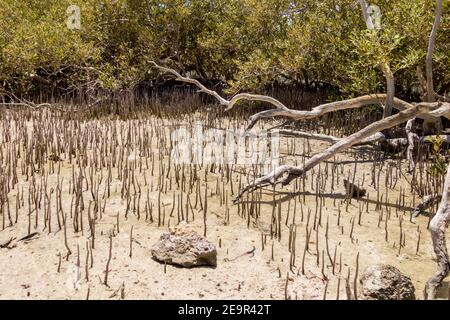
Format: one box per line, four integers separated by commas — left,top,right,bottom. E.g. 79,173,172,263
0,0,449,99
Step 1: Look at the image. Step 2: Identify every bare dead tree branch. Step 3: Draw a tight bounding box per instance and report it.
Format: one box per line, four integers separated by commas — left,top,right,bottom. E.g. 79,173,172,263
151,62,450,200
150,61,230,106
278,129,408,148
244,95,431,131
235,103,443,200
151,62,445,134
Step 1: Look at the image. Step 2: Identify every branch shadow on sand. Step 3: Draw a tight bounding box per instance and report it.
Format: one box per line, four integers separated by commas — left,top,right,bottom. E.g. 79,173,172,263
236,189,427,216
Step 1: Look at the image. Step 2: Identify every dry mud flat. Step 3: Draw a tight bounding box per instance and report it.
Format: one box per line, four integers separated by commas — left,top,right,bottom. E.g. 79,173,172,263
0,109,447,300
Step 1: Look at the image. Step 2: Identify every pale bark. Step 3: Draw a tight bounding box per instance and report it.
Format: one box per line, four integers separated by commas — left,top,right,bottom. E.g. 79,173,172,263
418,66,450,103
280,128,450,149
279,129,384,145
235,104,434,200
425,164,450,299
151,61,289,111
155,58,445,124
151,62,448,132
427,103,450,118
150,62,230,106
358,0,374,30
151,61,450,201
245,94,415,131
278,129,407,148
435,93,450,103
156,62,412,199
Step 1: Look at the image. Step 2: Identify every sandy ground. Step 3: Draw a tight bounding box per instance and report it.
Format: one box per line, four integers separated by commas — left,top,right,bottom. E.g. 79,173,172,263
0,111,448,300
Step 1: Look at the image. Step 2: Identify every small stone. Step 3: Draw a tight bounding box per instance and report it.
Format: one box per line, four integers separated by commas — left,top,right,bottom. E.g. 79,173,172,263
151,222,217,267
359,264,415,300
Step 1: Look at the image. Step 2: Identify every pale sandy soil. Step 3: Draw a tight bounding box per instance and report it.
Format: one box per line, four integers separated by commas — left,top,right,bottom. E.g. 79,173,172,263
0,111,448,300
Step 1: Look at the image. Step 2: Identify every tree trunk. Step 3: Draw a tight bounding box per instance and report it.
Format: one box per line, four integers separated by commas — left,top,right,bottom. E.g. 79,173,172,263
424,0,444,134
425,164,450,299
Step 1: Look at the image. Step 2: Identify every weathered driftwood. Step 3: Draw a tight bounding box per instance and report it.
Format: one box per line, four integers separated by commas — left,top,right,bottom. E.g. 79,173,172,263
235,104,447,200
278,129,409,151
278,129,383,145
279,130,450,148
243,98,447,132
425,164,450,299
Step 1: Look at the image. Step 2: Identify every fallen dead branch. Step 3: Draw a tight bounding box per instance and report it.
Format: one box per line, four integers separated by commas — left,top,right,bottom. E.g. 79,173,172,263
234,104,447,200
224,246,256,262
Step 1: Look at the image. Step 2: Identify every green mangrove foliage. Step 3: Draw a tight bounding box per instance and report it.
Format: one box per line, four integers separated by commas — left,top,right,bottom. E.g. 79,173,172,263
0,0,448,98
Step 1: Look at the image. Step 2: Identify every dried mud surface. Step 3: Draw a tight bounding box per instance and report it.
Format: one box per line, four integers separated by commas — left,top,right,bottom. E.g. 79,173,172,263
0,110,447,300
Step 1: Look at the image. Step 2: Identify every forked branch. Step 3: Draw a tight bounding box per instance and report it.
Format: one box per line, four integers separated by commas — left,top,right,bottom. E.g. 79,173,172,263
235,104,440,200
151,62,443,133
150,61,289,111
